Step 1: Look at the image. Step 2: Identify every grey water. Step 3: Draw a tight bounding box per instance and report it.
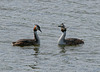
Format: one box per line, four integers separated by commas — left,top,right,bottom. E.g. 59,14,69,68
0,0,100,72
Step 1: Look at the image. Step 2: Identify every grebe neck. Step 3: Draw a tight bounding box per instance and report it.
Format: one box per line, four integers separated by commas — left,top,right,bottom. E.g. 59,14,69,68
34,31,40,44
58,31,66,45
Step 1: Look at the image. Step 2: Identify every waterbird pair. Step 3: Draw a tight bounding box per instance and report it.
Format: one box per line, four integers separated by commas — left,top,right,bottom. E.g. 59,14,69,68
12,23,84,47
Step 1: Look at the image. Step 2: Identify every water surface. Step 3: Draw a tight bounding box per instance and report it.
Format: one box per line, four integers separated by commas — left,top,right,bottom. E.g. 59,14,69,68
0,0,100,72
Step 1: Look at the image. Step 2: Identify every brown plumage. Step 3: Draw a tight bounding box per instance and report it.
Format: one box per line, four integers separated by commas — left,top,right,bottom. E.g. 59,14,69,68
12,39,36,46
12,24,42,47
58,23,84,45
65,38,84,45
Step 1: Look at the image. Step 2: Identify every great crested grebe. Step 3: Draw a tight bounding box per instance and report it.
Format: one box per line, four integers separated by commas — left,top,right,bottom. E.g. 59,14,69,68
12,24,42,46
58,23,84,45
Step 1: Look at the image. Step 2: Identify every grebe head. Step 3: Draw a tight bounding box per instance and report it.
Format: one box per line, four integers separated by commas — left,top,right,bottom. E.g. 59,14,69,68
34,24,42,32
58,23,65,28
58,23,67,32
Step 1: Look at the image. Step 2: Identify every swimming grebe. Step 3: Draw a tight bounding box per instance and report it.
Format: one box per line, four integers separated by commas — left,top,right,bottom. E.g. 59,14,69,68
12,24,42,46
58,23,84,45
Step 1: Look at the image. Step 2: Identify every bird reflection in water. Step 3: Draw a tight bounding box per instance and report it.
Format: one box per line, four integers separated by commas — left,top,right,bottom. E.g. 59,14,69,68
29,47,40,69
25,47,40,69
58,45,66,53
33,47,39,57
21,46,40,57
